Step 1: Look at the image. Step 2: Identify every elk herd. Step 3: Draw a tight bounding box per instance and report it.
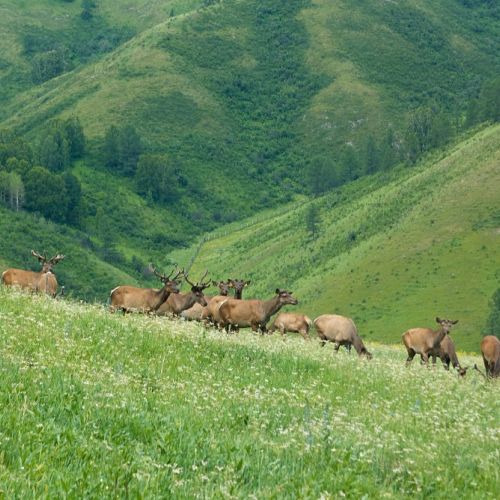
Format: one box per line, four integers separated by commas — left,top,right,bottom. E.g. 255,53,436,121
1,251,499,379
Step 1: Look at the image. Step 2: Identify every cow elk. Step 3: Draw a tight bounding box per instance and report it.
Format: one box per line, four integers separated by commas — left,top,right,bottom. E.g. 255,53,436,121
1,250,65,297
426,334,468,376
206,278,250,327
219,289,298,333
268,312,312,341
479,335,500,378
157,270,211,316
229,279,250,299
180,280,231,322
110,266,182,313
402,317,458,366
314,314,372,359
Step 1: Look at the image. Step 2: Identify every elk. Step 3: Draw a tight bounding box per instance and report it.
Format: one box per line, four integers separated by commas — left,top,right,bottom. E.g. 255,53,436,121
1,250,65,297
479,335,500,378
401,317,458,366
314,314,372,358
109,266,182,313
180,280,231,321
426,334,468,376
268,312,312,341
156,270,211,316
228,279,251,299
218,289,298,333
206,278,250,327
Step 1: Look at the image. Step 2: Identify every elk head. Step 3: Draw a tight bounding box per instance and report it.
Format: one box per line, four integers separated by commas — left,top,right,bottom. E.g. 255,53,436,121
275,289,298,306
185,270,211,306
149,264,183,294
229,278,251,299
31,250,65,273
436,317,458,334
212,280,231,296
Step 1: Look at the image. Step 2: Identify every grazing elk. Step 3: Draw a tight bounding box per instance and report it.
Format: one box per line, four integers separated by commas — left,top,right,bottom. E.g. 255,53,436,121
479,335,500,378
314,314,372,358
426,334,468,376
110,266,182,313
268,312,312,341
401,317,458,366
219,289,298,333
180,280,231,322
156,270,211,316
1,250,65,297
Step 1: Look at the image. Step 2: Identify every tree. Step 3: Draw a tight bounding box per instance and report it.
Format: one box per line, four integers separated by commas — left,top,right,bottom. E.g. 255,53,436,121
39,128,70,172
364,136,380,175
8,172,25,211
62,171,83,226
478,77,500,123
81,0,96,20
24,166,68,222
485,288,500,336
64,117,86,159
119,125,142,176
0,171,9,206
135,154,178,204
103,125,120,169
305,203,320,240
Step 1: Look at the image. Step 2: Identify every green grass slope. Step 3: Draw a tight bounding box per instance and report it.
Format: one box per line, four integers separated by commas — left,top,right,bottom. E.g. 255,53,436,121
175,125,500,352
0,288,498,497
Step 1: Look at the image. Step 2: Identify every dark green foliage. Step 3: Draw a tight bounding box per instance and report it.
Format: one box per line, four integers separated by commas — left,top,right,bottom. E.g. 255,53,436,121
62,171,83,226
24,166,68,222
485,288,500,336
64,117,86,159
0,131,33,165
81,0,97,21
102,125,142,176
135,154,178,204
305,203,320,240
38,128,70,172
31,48,71,84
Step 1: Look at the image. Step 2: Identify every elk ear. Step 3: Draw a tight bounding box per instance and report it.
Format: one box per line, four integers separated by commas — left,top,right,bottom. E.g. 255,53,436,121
436,317,441,323
275,288,280,295
245,280,251,286
452,320,459,324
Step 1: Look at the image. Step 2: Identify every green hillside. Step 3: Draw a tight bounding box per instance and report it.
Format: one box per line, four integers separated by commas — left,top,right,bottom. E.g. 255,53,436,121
174,124,500,352
0,0,499,248
0,288,498,497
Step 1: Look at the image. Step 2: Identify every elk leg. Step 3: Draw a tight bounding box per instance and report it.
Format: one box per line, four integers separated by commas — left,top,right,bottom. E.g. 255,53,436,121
406,349,416,366
279,326,286,340
320,340,326,348
421,352,429,366
300,330,309,341
334,343,341,353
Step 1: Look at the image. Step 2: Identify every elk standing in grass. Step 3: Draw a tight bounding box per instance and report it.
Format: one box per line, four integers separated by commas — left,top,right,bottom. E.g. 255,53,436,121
110,266,182,314
402,317,458,366
1,250,65,297
181,280,231,321
268,313,312,341
206,278,251,328
156,270,210,316
219,289,298,333
314,314,372,358
426,334,468,376
479,335,500,378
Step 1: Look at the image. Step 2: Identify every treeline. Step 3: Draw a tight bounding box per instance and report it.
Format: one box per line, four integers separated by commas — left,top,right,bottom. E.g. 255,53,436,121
308,77,500,195
0,119,84,225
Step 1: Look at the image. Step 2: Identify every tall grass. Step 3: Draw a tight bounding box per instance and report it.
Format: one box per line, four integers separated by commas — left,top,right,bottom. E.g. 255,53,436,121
0,288,498,497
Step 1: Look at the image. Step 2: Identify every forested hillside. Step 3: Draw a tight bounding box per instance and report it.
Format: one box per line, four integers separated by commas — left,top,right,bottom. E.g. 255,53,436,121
175,124,500,351
0,1,499,332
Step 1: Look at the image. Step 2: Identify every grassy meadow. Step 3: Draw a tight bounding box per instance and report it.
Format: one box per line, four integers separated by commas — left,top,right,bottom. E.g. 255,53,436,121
0,287,498,497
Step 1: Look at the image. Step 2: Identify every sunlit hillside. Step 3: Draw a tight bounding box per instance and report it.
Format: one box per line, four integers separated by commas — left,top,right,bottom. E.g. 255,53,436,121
175,124,500,351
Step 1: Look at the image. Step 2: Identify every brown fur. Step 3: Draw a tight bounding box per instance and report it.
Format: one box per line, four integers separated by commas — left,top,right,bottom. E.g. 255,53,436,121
268,312,312,340
1,250,65,297
110,267,181,313
427,335,468,376
219,289,298,333
402,317,458,366
314,314,372,358
480,335,500,378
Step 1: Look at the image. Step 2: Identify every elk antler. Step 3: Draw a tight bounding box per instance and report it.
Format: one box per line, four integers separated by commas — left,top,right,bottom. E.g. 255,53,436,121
150,264,183,282
31,250,47,262
48,254,65,265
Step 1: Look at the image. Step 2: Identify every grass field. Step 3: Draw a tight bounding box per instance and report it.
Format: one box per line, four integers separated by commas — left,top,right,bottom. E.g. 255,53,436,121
0,287,498,497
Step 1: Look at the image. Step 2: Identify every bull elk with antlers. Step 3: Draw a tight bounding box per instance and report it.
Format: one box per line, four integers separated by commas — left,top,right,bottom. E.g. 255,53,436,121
1,250,65,297
156,270,211,316
109,266,182,313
